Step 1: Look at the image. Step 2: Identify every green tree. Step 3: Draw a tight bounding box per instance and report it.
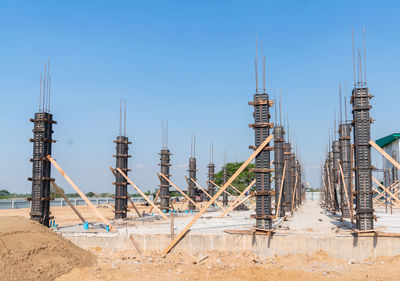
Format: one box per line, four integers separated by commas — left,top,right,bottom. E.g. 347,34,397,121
0,190,10,198
214,162,255,193
50,185,65,198
86,191,95,197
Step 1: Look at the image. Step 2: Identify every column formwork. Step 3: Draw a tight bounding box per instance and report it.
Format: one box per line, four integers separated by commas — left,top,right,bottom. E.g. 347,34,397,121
328,152,338,211
296,160,302,206
113,136,131,219
188,157,197,210
207,163,215,197
159,149,171,211
332,141,341,212
339,123,352,218
283,143,292,212
274,126,285,217
249,93,273,230
290,153,296,210
351,87,373,230
29,112,56,227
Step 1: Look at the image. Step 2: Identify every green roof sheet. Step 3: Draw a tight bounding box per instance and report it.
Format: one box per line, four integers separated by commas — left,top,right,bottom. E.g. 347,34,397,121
376,133,400,148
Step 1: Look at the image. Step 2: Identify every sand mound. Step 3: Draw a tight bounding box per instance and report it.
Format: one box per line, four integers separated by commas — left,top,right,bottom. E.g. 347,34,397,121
0,216,95,281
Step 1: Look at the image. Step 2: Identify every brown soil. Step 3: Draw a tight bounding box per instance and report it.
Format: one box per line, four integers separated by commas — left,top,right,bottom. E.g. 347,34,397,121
0,216,95,281
55,247,400,281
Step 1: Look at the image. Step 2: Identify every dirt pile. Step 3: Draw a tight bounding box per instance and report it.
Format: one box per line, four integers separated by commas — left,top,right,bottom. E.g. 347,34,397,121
0,216,95,281
56,248,400,281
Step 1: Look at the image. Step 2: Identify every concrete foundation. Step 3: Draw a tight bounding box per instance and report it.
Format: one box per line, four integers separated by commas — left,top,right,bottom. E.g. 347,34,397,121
57,200,400,260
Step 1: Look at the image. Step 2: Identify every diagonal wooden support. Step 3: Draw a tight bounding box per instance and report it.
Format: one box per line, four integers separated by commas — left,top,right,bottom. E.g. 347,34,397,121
374,181,399,200
219,179,256,217
229,184,242,195
51,181,86,223
161,134,273,256
370,140,400,170
187,177,226,210
128,196,142,217
148,189,161,213
373,197,386,206
158,173,200,209
338,161,354,223
231,194,252,210
372,176,400,205
48,155,112,230
276,161,287,218
209,180,236,199
109,167,141,217
116,168,168,220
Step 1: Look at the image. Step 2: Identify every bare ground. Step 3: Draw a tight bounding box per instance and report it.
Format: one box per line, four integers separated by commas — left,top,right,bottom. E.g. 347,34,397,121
56,247,400,281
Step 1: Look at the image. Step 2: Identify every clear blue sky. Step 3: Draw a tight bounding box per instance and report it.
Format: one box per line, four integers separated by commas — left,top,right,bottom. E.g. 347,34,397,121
0,0,399,194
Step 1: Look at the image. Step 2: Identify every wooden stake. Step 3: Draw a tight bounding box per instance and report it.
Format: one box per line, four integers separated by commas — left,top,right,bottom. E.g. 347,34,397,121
48,155,112,229
158,173,200,209
161,134,273,256
276,161,287,218
109,167,141,217
338,161,354,223
370,140,400,170
50,181,86,223
372,176,400,205
219,179,256,217
188,177,226,210
116,168,168,220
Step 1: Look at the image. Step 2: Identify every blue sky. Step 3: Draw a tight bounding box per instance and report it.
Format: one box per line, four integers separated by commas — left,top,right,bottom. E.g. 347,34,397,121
0,0,399,194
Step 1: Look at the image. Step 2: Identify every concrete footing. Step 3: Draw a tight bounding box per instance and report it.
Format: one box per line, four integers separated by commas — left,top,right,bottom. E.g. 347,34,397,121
61,230,400,260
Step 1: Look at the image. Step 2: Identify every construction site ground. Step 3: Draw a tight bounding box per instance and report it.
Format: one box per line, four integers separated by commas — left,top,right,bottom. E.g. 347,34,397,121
2,200,400,280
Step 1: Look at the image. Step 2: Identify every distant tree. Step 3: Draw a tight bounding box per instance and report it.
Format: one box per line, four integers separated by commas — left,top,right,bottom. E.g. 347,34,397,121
86,191,95,197
214,162,255,193
0,190,10,197
64,193,80,198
